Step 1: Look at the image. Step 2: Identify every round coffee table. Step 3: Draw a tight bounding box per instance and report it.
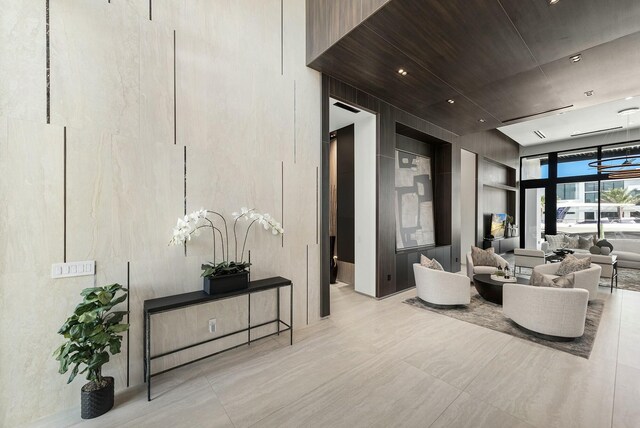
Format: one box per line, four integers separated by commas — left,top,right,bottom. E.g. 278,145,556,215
473,274,529,305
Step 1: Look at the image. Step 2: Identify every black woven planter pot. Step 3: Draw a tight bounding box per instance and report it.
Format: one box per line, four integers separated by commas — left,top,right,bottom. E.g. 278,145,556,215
203,271,249,295
80,377,114,419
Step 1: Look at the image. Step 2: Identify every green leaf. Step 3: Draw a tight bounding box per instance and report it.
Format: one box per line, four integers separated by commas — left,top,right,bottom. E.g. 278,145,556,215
105,311,127,325
67,364,80,384
108,323,129,333
97,291,112,305
78,311,97,324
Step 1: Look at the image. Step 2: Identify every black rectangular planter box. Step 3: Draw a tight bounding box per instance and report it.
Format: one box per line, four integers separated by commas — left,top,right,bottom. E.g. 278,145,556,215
203,271,249,295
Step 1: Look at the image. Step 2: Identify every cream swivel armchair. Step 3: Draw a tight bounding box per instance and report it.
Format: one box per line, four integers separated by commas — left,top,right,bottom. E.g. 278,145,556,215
413,264,470,306
531,263,602,301
503,283,589,340
466,252,509,281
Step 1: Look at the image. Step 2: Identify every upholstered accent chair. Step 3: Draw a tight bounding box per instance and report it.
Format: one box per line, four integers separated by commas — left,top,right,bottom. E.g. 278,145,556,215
513,248,546,273
465,252,509,281
531,263,602,301
413,264,470,306
503,283,589,340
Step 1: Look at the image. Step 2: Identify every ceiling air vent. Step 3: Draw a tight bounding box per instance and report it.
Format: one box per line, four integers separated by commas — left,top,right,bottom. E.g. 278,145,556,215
533,130,546,139
333,101,360,114
571,126,622,137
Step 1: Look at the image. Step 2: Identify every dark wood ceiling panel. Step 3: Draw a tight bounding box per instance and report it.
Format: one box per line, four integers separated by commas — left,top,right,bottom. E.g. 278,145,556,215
306,0,362,63
362,0,538,93
464,67,568,123
310,24,459,115
361,0,391,18
418,97,500,135
541,32,640,111
500,0,640,65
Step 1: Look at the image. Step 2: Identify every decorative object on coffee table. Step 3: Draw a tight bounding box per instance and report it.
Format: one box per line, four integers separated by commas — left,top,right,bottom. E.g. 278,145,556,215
53,284,129,419
473,273,529,305
169,207,283,294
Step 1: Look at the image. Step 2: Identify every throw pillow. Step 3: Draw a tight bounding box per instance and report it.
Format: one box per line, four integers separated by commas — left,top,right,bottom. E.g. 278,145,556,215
420,254,430,267
470,246,498,267
545,234,566,251
589,245,601,254
530,270,555,287
578,236,593,250
553,273,575,288
565,235,580,249
420,254,444,271
556,254,591,276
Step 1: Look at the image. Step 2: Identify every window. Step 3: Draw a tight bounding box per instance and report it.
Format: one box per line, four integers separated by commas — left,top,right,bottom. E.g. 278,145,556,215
521,155,549,180
585,212,595,221
584,181,598,203
557,149,597,177
557,183,577,200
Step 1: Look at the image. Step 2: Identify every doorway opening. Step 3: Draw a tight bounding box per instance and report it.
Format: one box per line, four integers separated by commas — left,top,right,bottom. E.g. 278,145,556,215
328,98,376,300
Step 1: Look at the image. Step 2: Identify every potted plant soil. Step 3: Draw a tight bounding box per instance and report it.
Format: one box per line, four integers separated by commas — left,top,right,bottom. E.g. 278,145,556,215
53,284,129,419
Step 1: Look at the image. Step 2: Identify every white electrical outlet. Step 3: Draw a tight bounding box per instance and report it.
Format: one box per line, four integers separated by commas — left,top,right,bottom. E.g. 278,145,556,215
51,261,95,279
208,319,217,333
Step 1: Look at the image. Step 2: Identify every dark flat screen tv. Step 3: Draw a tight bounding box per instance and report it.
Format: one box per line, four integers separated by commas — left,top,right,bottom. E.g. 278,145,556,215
490,213,507,239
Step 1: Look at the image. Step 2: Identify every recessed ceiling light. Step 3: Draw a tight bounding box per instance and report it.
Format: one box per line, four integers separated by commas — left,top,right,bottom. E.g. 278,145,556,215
584,90,594,97
569,54,582,63
549,0,560,4
447,99,455,104
618,107,640,116
402,71,407,76
398,68,404,74
626,96,634,100
478,118,486,123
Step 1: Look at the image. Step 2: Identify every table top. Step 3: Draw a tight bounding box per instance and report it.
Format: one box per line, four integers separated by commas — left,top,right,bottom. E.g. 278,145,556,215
473,274,529,286
144,276,292,314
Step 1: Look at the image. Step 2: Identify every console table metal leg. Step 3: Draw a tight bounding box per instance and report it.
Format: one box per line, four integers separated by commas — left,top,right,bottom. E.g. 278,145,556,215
247,293,251,346
277,287,280,336
143,312,147,382
290,283,293,346
146,313,151,401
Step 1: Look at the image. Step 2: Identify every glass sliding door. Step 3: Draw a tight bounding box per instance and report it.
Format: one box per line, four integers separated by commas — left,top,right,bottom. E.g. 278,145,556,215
524,187,546,249
600,179,640,239
556,181,598,239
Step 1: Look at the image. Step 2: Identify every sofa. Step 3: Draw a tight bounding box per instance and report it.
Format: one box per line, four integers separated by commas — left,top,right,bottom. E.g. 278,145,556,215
541,235,629,278
503,283,589,339
608,239,640,269
466,252,509,281
413,264,470,306
513,248,546,273
531,263,602,302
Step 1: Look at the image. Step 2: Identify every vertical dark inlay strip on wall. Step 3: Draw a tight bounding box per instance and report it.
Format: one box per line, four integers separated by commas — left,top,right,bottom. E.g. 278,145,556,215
184,145,187,256
281,161,284,248
306,244,309,325
126,261,130,387
316,166,319,245
63,126,67,262
280,0,283,75
149,0,152,20
46,0,50,124
173,30,177,145
293,80,297,163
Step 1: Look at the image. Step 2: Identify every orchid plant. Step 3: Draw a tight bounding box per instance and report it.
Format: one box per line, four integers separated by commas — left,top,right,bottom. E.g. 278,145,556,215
169,207,284,277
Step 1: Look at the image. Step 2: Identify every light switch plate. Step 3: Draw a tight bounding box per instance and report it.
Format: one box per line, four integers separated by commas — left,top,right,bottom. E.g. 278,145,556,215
51,261,95,279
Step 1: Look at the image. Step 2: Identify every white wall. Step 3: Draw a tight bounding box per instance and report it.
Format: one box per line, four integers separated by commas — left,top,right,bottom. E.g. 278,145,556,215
460,149,477,262
354,114,377,296
0,1,320,426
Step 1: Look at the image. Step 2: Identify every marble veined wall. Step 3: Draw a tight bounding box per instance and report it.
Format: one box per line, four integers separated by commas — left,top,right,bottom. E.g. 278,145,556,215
0,1,321,425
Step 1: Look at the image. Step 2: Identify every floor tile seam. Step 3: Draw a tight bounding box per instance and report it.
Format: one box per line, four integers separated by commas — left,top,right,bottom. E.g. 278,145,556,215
204,376,237,428
244,351,382,428
460,336,514,391
610,291,624,428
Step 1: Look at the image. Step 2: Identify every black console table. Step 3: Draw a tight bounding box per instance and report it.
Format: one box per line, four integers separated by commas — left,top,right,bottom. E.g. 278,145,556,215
143,276,293,401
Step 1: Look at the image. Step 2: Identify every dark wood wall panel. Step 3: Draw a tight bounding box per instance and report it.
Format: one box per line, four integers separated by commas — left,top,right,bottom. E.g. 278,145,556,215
336,125,355,263
326,76,518,298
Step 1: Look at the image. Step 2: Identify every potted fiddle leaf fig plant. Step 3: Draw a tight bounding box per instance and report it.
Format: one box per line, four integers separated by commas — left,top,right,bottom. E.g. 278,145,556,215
169,207,284,294
53,284,129,419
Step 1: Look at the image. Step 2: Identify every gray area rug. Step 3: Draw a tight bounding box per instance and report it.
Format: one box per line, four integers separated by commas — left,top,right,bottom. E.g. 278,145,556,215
603,267,640,293
404,291,604,359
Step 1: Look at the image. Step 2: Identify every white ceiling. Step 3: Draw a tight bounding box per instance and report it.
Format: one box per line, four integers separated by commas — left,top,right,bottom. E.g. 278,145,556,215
329,98,374,132
498,96,640,146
